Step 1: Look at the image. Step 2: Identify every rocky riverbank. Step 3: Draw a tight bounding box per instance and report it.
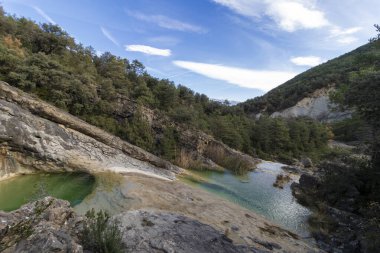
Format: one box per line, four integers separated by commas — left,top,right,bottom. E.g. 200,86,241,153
74,173,320,252
291,172,380,253
0,197,251,253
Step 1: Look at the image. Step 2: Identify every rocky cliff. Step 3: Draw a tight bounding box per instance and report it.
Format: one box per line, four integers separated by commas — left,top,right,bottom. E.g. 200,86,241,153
0,81,180,180
0,81,258,180
270,87,351,122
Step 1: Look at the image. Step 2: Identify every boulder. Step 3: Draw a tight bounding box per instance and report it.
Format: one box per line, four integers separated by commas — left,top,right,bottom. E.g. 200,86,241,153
0,197,83,253
301,157,313,168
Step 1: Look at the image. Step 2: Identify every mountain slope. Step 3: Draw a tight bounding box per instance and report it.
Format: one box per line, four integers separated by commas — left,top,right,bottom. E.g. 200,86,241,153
240,42,380,117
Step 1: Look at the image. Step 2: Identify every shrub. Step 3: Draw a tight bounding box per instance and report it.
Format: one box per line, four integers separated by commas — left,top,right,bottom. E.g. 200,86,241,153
81,209,124,253
205,145,252,175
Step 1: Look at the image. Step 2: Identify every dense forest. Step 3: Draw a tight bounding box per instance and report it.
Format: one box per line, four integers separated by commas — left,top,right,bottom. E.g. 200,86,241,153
0,7,331,166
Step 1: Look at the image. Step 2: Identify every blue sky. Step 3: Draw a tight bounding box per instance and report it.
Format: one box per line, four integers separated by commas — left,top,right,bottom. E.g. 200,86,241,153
1,0,379,101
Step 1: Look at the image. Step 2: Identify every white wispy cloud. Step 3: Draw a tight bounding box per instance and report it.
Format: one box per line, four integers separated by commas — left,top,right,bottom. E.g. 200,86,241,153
290,56,323,67
100,26,120,47
127,11,206,33
125,45,171,56
173,60,298,91
148,36,180,46
213,0,365,44
32,6,56,24
212,0,328,32
336,36,358,45
329,26,362,45
266,1,329,32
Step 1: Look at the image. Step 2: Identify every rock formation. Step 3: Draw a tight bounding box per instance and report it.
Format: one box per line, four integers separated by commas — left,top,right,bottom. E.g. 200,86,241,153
271,87,351,122
0,81,180,180
0,197,256,253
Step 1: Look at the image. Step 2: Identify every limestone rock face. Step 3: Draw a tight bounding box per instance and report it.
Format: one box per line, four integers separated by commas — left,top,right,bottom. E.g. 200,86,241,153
0,197,83,253
116,210,258,253
1,198,262,253
271,87,351,122
0,81,180,180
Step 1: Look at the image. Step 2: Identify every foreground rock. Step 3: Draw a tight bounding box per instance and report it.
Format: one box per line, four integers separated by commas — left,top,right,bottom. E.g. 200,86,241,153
0,197,83,253
1,197,261,253
116,210,256,253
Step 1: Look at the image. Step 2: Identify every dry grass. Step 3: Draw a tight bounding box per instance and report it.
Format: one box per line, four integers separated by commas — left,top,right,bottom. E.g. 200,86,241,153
175,149,211,171
204,145,252,175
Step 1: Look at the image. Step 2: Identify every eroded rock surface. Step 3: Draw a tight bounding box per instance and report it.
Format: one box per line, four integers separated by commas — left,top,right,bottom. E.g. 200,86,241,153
0,81,180,180
116,210,258,253
0,197,261,253
0,197,83,253
271,87,351,122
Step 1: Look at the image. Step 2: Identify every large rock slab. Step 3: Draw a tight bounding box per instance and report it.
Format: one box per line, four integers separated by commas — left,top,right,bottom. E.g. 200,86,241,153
0,81,180,180
116,210,257,253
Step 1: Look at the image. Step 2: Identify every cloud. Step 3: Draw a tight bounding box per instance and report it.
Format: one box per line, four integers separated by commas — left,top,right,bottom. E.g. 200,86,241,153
148,36,180,46
125,45,171,56
329,26,362,45
173,60,298,91
127,11,206,33
290,56,323,67
32,6,56,24
212,0,328,32
100,26,120,47
266,1,329,32
336,36,358,45
213,0,365,44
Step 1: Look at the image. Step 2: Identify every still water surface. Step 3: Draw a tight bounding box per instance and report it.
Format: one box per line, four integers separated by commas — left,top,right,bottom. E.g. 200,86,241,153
182,161,311,236
0,173,95,211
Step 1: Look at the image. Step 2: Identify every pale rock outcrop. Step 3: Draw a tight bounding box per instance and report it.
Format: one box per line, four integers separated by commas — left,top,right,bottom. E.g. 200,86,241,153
0,81,181,180
271,87,351,122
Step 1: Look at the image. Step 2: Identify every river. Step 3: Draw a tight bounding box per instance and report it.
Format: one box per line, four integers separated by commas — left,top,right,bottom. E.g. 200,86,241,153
181,161,311,236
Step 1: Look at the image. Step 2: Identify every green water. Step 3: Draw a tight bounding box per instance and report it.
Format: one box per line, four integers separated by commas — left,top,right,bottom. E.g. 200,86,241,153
0,173,95,212
182,161,311,236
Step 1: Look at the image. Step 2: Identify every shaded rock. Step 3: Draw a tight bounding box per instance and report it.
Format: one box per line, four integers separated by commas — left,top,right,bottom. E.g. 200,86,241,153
0,197,83,253
281,165,301,174
298,174,320,191
273,174,291,189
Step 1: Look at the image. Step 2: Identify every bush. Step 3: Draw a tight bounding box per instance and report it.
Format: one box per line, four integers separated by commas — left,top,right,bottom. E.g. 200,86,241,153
205,145,252,175
81,209,124,253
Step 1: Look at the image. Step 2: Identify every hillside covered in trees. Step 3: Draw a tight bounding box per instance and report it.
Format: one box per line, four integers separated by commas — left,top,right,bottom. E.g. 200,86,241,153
0,7,331,166
240,41,380,115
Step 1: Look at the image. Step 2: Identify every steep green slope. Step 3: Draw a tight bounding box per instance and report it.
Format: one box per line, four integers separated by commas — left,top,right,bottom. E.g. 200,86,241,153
241,42,380,115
